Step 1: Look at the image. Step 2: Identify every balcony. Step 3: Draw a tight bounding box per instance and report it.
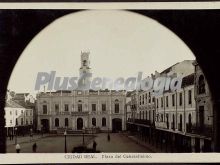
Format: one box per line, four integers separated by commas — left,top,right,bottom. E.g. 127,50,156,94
71,111,89,116
186,123,192,133
53,111,71,115
188,124,213,137
133,119,151,126
178,123,183,132
171,122,175,130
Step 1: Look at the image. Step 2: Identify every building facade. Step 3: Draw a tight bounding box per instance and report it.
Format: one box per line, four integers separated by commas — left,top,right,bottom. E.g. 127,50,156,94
126,60,214,152
36,52,126,133
37,90,126,133
4,99,34,136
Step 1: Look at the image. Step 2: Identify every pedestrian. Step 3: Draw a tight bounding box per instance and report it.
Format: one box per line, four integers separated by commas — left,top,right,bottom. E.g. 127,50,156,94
8,131,11,141
11,132,14,140
32,143,37,153
30,128,33,142
107,133,110,142
15,143,21,153
92,140,97,152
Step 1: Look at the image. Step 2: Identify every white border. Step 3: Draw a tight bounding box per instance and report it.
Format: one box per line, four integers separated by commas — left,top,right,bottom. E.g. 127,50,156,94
1,2,220,164
0,2,219,9
1,153,220,163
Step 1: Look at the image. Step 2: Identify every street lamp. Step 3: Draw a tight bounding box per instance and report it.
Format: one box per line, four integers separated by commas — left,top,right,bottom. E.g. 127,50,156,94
64,130,67,153
14,127,17,145
82,126,85,146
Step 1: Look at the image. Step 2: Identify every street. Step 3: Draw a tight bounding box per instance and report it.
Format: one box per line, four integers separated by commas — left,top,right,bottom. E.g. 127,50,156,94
87,133,153,153
6,133,153,153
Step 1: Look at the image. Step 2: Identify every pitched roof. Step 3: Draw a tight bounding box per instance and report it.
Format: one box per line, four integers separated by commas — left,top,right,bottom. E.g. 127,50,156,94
5,100,24,108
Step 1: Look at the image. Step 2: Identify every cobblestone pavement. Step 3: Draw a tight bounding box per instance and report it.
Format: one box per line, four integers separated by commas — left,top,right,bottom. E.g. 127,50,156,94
87,133,154,153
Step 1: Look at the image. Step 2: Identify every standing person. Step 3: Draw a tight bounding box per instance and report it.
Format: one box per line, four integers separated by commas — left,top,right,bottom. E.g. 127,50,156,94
30,128,33,142
32,143,37,153
8,130,12,141
11,130,14,140
41,127,44,137
15,143,21,153
92,140,97,152
107,133,110,142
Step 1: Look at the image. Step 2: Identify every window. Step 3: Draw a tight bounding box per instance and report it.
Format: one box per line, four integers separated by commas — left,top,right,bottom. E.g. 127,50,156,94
16,118,18,125
30,110,32,116
146,110,148,120
64,104,69,111
172,94,175,106
30,120,32,125
78,104,82,112
179,93,182,106
10,120,12,124
102,118,106,127
10,111,12,115
15,110,17,116
55,104,59,111
21,118,23,125
172,114,175,130
26,120,28,125
139,96,141,105
156,99,158,108
102,104,106,111
148,92,151,103
179,114,183,131
115,99,119,113
142,95,144,104
161,114,163,122
198,75,206,94
145,93,148,102
92,118,96,126
166,96,169,107
161,97,163,107
65,118,69,127
92,104,96,111
21,110,23,114
152,97,155,103
55,118,59,127
188,90,192,105
43,105,47,114
115,103,119,113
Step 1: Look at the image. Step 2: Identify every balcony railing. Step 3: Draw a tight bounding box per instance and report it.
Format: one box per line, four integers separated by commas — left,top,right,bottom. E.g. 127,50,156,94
187,124,213,137
134,119,151,125
178,123,183,132
171,122,175,130
71,111,89,116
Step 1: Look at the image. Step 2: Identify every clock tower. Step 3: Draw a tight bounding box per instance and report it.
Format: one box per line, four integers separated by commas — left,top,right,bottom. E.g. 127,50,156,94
79,51,92,85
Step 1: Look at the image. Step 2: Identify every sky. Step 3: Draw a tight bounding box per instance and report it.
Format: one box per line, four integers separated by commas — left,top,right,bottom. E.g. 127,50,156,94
7,10,195,95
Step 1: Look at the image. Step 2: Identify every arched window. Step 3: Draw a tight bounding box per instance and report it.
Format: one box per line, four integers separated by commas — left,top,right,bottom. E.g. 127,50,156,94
102,117,106,127
92,118,96,126
115,99,119,113
78,100,82,112
172,114,175,130
198,75,206,94
179,114,183,131
188,113,192,125
55,118,59,127
65,118,68,127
